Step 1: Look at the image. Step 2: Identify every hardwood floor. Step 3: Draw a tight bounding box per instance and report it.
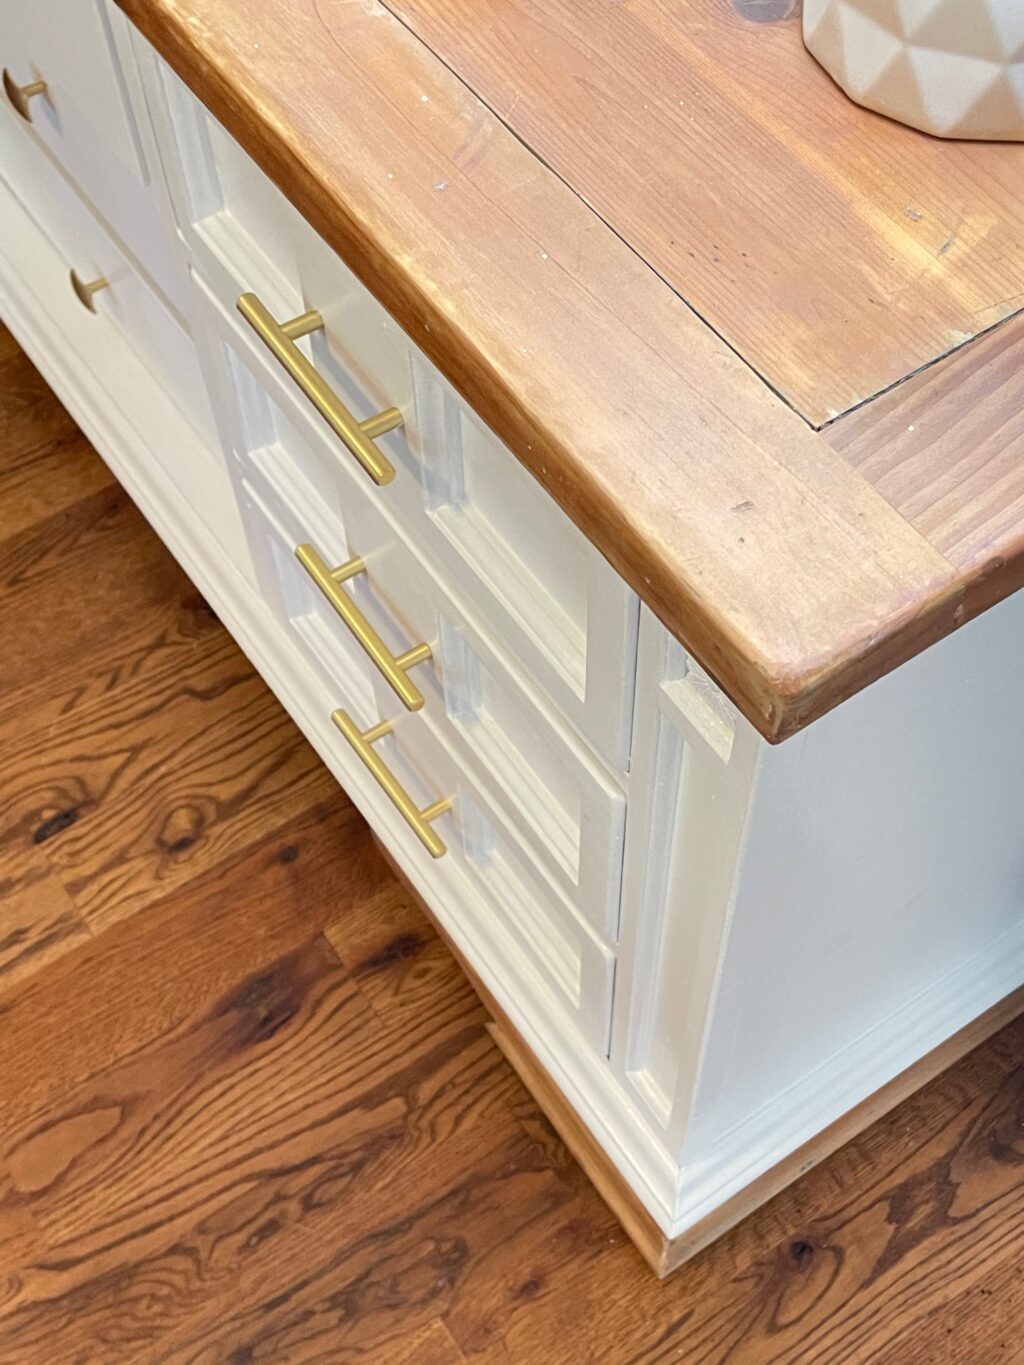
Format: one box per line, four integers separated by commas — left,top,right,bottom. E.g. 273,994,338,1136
1,324,1023,1363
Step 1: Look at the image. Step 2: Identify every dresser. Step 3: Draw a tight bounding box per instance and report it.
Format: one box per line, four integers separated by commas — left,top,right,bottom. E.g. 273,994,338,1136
2,0,1023,1277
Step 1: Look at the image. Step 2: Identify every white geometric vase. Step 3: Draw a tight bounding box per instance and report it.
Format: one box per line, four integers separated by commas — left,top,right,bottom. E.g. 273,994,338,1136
803,0,1024,140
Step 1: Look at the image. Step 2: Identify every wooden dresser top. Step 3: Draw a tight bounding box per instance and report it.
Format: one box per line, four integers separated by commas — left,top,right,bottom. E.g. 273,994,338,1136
379,0,1024,428
118,0,1024,741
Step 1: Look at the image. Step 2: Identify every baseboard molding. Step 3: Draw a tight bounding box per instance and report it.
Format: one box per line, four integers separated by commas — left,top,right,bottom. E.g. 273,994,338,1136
660,979,1024,1272
672,919,1024,1237
399,833,1024,1274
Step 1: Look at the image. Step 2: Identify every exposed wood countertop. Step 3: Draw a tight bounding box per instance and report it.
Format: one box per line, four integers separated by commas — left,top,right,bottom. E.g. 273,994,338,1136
117,0,1024,742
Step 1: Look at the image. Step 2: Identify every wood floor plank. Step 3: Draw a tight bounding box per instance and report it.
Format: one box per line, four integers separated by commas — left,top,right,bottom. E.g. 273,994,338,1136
3,937,364,1238
873,1232,1024,1365
0,573,225,746
389,1318,467,1365
149,1127,572,1365
0,1170,44,1291
0,332,114,540
325,881,483,1038
0,950,531,1361
0,484,193,697
0,857,91,992
0,610,338,932
0,796,371,1123
442,1018,1024,1365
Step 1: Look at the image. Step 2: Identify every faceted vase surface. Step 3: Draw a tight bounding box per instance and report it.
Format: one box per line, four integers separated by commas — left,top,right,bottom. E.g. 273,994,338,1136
803,0,1024,140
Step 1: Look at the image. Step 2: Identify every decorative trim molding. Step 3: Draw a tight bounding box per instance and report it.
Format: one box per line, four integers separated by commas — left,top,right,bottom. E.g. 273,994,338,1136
671,919,1024,1237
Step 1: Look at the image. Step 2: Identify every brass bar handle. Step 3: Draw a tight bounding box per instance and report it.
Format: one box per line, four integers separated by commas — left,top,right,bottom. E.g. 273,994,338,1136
3,69,47,122
333,709,451,858
70,270,108,313
296,542,431,711
237,292,401,486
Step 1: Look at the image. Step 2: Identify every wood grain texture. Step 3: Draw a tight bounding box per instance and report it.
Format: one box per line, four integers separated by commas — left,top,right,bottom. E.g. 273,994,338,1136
0,340,113,539
381,0,1024,424
827,312,1024,626
5,332,1024,1359
116,0,982,745
2,633,336,932
0,521,337,931
0,861,89,993
0,333,339,931
0,482,191,696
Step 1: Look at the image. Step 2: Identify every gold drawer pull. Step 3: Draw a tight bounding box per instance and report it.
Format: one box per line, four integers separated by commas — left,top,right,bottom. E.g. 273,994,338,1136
237,292,401,486
3,69,47,122
70,270,108,313
333,710,451,858
296,542,430,711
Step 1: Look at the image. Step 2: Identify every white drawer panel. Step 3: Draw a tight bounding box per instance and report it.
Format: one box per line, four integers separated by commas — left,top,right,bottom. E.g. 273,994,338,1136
152,68,638,769
0,139,250,578
0,0,141,177
207,296,628,942
0,126,216,454
330,486,625,946
0,2,182,307
247,426,626,943
241,474,616,1052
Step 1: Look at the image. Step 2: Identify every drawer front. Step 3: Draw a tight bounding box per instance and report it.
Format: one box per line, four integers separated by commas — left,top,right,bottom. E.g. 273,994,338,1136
346,485,627,944
0,2,184,310
148,62,638,769
0,125,217,454
252,429,626,942
202,271,627,943
0,134,250,578
241,473,616,1052
0,0,142,180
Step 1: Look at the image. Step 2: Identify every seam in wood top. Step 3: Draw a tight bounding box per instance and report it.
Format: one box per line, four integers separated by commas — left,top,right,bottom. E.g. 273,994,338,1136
373,0,1024,427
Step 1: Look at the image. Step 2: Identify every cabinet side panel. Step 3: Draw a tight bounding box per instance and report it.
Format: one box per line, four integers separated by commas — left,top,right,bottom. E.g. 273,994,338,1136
682,585,1024,1192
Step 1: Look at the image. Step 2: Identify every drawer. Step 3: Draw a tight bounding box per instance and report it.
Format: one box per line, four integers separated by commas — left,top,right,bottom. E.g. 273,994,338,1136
241,425,627,942
0,0,141,175
0,140,250,578
208,298,628,942
1,125,217,454
150,66,639,769
241,475,617,1052
0,2,183,309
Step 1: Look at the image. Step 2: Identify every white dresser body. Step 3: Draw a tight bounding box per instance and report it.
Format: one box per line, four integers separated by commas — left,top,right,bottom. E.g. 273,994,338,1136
2,0,1022,1270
